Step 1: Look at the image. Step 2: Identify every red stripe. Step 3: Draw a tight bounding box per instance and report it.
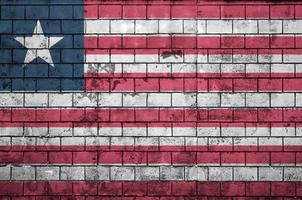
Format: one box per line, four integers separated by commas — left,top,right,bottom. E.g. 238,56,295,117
0,181,301,197
85,77,302,92
1,145,302,152
84,3,301,19
85,48,302,55
85,36,301,49
85,72,302,78
0,122,299,128
0,149,301,164
1,108,302,123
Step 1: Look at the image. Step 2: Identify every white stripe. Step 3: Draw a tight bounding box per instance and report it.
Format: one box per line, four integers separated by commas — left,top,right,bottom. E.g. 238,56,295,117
0,92,300,108
1,136,301,145
85,19,302,34
85,54,302,63
0,165,301,181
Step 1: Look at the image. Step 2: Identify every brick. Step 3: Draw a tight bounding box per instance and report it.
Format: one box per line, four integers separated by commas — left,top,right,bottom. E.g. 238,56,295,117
246,36,269,48
259,167,283,181
0,165,10,180
197,152,220,164
221,182,245,196
160,166,184,181
24,182,47,195
98,182,122,195
61,167,84,180
1,6,24,19
148,182,172,196
172,182,196,196
172,6,197,18
271,182,296,196
270,5,294,19
271,93,295,107
49,152,72,164
221,36,244,48
197,6,220,18
123,182,147,196
234,167,257,181
259,20,282,33
111,167,134,181
221,6,245,18
36,166,60,180
12,166,35,180
172,152,196,164
0,182,23,195
246,5,269,18
73,182,98,195
48,182,72,195
23,152,48,164
246,152,270,164
99,5,122,18
99,152,122,164
123,6,146,18
147,5,170,18
209,167,232,181
73,152,97,164
136,20,158,34
284,167,302,181
26,6,48,19
111,20,134,34
197,182,220,196
123,152,147,164
207,20,232,33
159,20,183,34
246,182,271,196
148,152,171,164
136,167,159,181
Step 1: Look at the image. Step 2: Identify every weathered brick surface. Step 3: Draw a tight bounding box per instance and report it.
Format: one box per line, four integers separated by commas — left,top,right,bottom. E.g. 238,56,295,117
1,0,302,198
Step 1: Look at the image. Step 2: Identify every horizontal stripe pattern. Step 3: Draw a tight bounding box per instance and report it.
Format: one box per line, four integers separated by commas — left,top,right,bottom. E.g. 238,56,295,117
1,181,302,197
1,136,301,149
0,148,302,165
85,35,302,49
2,3,302,196
85,77,302,91
0,165,301,181
0,92,301,108
2,108,302,122
85,51,302,64
84,19,302,34
84,3,302,20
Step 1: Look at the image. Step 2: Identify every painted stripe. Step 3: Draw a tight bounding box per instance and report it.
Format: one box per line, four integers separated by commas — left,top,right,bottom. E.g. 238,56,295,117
2,136,302,150
85,49,302,55
84,19,302,34
85,51,302,64
0,149,301,165
85,72,302,78
1,108,302,123
0,166,301,181
84,4,302,20
85,77,302,92
1,122,302,128
84,0,302,5
85,35,302,49
0,92,300,108
84,63,300,77
1,181,301,196
0,121,302,130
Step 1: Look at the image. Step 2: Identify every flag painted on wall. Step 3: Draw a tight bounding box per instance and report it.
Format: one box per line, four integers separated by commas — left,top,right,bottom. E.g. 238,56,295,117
0,0,302,198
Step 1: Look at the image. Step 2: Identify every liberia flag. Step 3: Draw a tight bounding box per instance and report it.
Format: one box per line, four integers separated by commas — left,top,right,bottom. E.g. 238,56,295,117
0,0,302,198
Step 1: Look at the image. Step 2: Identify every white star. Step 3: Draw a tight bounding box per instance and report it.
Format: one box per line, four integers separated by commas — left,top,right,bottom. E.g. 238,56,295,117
15,20,63,67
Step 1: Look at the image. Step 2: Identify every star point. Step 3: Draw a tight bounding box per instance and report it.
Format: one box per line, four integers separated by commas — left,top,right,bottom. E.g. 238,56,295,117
15,20,63,68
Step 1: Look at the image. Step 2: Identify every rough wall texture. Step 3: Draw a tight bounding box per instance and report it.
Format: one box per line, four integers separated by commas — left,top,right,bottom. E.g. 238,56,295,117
0,0,302,199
